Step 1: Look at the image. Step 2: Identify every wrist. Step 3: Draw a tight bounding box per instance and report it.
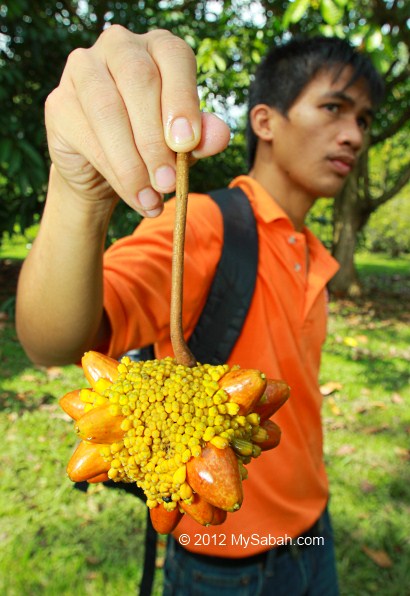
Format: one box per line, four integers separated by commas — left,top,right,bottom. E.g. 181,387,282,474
47,165,118,235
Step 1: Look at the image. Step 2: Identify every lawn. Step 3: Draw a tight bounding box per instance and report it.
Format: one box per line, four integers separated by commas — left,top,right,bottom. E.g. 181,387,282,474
0,251,409,595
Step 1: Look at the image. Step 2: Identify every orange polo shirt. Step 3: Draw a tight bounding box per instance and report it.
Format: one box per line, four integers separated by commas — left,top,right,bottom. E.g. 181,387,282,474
103,175,339,557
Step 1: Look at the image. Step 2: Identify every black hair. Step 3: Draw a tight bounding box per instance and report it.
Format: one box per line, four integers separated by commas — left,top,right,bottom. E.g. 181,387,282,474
246,36,385,168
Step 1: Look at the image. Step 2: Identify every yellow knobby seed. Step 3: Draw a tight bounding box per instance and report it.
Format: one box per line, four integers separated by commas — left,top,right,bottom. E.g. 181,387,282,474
209,435,229,449
172,465,187,486
94,378,112,394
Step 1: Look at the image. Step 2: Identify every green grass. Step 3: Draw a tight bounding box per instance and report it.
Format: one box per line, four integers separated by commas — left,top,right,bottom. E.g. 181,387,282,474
355,251,410,277
0,251,409,595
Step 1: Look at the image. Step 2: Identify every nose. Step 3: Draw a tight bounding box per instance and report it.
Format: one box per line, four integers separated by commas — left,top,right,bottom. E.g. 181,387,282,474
336,118,364,152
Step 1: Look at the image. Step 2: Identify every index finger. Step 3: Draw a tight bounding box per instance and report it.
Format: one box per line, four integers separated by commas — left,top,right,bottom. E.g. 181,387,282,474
144,30,202,153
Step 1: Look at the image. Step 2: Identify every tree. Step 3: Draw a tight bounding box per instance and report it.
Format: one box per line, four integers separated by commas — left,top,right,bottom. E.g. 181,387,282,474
1,0,409,292
329,0,410,294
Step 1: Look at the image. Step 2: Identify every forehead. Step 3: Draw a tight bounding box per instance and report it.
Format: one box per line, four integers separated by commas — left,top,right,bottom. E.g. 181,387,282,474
294,66,373,110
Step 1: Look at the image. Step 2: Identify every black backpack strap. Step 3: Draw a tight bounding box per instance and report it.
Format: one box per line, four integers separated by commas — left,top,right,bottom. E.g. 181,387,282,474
188,186,258,364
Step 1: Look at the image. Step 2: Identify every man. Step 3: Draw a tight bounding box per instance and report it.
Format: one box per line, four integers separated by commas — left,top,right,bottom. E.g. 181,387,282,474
16,27,384,595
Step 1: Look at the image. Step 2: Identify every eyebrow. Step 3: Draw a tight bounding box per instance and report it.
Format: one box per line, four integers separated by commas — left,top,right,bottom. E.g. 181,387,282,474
321,90,374,119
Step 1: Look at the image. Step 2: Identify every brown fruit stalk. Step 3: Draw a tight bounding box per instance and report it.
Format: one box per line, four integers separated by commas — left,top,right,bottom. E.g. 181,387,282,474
170,152,196,367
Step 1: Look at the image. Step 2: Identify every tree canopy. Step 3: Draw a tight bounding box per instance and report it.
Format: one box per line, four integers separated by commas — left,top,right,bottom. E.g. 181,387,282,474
1,0,409,290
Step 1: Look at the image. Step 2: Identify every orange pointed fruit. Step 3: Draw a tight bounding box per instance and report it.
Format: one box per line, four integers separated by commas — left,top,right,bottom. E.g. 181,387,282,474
150,502,183,534
253,379,290,421
87,472,110,483
81,351,119,388
219,368,267,415
253,419,282,451
75,403,125,443
59,389,86,421
211,507,228,526
179,493,216,526
66,440,110,482
186,443,243,512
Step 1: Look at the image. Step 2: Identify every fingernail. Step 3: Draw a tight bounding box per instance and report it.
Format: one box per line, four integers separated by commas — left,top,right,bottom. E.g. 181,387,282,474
155,165,176,191
137,187,162,213
170,117,195,145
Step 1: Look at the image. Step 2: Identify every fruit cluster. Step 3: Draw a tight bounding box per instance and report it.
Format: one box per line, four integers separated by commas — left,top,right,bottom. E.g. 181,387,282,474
61,351,289,533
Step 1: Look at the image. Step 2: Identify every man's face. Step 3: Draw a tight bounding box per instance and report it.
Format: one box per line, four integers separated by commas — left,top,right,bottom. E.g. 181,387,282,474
269,67,374,199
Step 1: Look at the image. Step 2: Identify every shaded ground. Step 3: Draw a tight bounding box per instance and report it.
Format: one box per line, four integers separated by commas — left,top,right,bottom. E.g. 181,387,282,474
0,259,22,303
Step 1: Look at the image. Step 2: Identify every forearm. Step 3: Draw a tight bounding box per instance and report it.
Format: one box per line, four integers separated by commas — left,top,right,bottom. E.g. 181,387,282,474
16,166,115,365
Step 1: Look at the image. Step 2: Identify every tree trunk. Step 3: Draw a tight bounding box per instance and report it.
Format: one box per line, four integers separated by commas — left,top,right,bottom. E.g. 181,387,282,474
329,160,365,297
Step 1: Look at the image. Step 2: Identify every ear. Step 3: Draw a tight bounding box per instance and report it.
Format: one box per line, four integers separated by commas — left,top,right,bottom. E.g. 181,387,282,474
249,104,276,141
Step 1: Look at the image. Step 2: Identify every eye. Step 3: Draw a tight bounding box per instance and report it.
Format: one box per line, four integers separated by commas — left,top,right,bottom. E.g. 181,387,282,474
323,103,341,113
357,116,370,131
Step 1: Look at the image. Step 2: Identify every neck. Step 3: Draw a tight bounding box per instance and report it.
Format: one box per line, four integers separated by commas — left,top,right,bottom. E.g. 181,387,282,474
249,160,317,232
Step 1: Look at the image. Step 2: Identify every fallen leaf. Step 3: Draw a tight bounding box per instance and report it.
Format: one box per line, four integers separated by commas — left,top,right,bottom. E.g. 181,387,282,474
327,421,347,431
394,447,410,461
336,444,356,456
344,336,358,347
361,546,393,568
356,402,386,414
391,393,404,405
46,366,64,380
360,480,376,494
20,374,38,383
86,556,101,566
156,556,165,569
360,387,372,396
362,424,390,435
329,400,342,416
356,335,369,344
320,381,343,396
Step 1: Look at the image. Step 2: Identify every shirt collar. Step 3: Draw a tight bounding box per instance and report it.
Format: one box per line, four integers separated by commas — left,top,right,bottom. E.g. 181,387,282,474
230,175,291,225
230,174,340,279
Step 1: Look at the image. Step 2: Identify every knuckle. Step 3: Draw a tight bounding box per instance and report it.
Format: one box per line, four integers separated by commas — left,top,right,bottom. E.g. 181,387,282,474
88,92,120,123
45,87,66,122
138,131,167,159
65,47,90,71
155,33,196,64
116,53,158,89
116,158,141,184
98,23,131,45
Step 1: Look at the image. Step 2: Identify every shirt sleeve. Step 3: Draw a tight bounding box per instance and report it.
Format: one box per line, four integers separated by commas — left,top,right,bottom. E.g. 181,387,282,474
102,194,224,359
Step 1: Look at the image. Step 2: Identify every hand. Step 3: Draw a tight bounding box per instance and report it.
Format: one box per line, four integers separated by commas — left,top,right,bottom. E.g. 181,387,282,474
45,26,230,217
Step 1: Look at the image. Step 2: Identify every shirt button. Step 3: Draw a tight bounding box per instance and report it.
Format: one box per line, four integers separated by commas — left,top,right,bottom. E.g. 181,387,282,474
294,263,302,272
288,235,296,244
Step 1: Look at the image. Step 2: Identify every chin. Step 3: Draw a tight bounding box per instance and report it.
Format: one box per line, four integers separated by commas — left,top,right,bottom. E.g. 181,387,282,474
315,177,347,198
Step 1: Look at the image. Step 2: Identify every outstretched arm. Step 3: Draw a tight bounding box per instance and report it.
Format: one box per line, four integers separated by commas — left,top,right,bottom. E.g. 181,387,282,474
16,26,230,366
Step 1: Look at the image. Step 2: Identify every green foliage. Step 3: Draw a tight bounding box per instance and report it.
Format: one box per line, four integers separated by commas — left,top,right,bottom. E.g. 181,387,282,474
1,0,409,256
363,193,410,256
306,197,334,249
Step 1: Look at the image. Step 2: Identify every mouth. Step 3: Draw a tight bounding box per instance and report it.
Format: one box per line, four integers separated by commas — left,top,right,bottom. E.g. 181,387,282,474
327,154,355,176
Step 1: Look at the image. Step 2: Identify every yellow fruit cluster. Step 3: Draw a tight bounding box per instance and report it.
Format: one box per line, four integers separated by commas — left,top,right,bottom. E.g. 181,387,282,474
83,356,264,510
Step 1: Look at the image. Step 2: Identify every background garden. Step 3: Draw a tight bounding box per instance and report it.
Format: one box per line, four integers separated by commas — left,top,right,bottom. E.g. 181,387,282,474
1,1,409,594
